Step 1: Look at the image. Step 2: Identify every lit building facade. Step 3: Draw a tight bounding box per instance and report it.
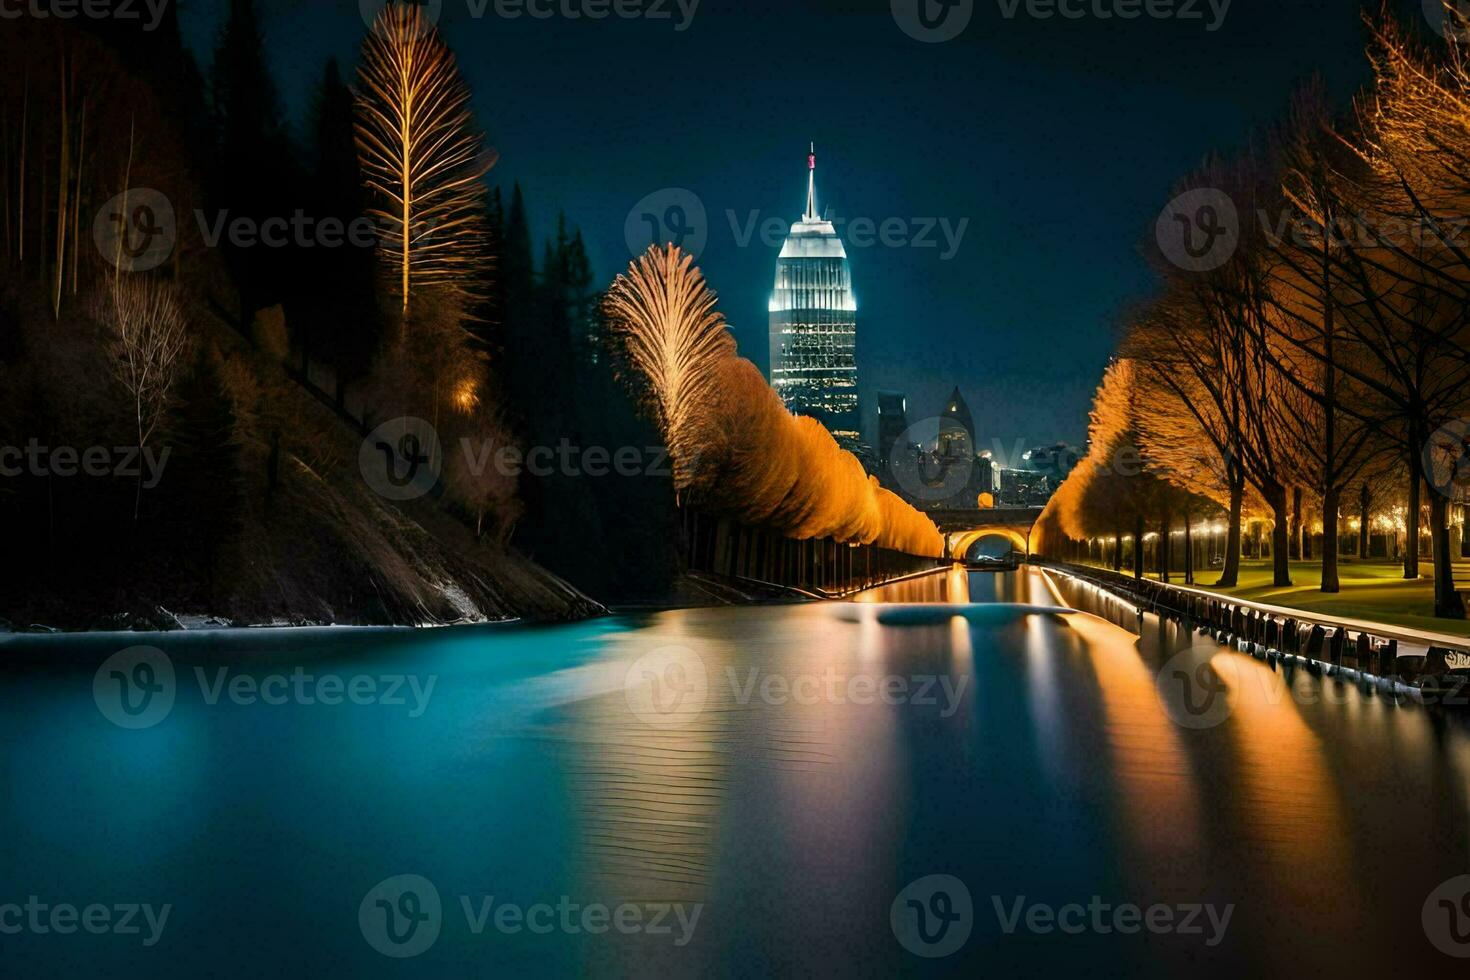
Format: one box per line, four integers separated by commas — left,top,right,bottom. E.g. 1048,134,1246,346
769,145,860,448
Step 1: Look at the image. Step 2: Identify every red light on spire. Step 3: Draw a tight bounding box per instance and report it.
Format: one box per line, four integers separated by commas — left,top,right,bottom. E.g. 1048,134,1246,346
809,142,815,171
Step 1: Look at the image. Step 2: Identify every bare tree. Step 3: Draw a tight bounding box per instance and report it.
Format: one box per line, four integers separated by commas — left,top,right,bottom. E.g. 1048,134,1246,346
95,276,189,520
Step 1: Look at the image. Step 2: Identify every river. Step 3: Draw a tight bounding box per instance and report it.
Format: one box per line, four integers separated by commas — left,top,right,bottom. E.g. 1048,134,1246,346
2,566,1467,975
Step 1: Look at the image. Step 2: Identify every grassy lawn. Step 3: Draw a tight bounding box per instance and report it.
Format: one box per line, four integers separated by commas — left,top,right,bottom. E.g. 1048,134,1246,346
1077,558,1470,638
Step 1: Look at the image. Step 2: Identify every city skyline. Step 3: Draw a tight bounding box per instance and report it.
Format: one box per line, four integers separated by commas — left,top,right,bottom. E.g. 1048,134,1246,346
172,1,1414,449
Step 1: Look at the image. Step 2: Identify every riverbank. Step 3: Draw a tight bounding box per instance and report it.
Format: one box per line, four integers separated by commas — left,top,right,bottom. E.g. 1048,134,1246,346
1068,557,1470,637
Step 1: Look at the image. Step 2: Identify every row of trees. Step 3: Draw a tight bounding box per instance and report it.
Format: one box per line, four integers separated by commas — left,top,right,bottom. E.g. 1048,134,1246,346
604,245,946,558
1038,3,1470,619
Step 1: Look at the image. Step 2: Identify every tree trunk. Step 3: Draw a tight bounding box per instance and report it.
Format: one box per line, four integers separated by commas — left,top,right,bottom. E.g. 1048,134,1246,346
1133,511,1145,581
1112,525,1123,571
1321,486,1341,593
1405,460,1421,580
1268,485,1292,587
1159,513,1171,583
1430,493,1465,619
1219,477,1243,587
1290,486,1303,561
1358,484,1370,559
1183,506,1194,586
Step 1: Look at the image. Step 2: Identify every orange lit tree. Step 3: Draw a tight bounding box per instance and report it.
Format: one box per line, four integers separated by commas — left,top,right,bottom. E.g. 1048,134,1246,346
355,2,493,328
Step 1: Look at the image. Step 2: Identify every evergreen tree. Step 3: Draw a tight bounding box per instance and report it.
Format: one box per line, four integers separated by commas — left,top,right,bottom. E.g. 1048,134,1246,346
304,57,378,395
210,0,294,322
164,350,244,607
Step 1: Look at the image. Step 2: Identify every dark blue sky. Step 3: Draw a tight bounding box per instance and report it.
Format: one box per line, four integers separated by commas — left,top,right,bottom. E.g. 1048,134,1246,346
181,0,1415,450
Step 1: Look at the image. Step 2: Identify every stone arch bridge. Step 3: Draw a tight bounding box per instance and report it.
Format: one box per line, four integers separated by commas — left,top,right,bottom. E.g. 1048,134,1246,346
929,507,1045,560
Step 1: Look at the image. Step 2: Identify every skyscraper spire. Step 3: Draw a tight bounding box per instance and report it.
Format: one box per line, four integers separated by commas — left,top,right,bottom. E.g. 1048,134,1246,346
805,142,818,222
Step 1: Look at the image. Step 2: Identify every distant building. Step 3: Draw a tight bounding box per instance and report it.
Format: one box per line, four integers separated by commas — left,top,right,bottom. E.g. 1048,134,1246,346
876,391,910,484
769,144,860,449
937,386,975,462
999,467,1052,507
1020,443,1084,483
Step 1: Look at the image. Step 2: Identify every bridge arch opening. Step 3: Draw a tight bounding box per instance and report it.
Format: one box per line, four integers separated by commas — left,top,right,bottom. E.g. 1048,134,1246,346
949,527,1031,560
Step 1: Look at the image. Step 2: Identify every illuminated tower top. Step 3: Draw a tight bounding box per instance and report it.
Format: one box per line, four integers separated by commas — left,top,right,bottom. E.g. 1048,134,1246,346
769,143,860,450
806,142,818,221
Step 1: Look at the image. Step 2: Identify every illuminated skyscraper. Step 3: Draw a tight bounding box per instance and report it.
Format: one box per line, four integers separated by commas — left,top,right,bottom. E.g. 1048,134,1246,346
769,145,860,448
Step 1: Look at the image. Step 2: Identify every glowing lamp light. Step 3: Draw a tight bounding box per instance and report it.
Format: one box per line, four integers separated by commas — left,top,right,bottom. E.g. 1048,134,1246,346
452,379,479,415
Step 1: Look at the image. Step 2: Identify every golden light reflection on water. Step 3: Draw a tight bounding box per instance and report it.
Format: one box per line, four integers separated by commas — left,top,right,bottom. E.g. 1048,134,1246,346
1062,614,1203,872
1213,654,1363,924
559,609,735,906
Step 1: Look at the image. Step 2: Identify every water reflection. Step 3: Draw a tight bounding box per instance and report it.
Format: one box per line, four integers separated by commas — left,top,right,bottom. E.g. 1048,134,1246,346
2,569,1469,976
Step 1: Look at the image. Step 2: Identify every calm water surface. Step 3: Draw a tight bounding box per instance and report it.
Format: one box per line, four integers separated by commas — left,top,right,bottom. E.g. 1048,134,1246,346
3,567,1468,976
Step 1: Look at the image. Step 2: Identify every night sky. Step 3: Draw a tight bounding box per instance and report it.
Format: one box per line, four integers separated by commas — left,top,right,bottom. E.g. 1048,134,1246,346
180,0,1412,451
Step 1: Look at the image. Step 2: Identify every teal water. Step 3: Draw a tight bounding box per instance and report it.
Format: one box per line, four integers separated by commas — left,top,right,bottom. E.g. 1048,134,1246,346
2,567,1468,976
